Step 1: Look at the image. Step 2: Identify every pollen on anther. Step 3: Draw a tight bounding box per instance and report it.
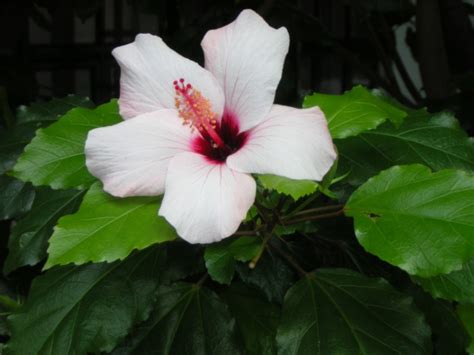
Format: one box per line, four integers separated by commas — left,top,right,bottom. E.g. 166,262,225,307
173,78,219,134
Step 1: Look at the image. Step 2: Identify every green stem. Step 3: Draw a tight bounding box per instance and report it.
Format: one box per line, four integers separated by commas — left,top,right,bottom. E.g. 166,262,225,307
286,193,321,217
0,295,21,311
196,273,209,287
288,204,344,219
249,197,287,268
284,209,344,225
267,241,308,277
254,201,271,224
249,231,273,269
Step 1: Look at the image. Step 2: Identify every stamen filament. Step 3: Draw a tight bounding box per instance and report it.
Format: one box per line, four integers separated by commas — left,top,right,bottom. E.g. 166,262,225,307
174,79,224,148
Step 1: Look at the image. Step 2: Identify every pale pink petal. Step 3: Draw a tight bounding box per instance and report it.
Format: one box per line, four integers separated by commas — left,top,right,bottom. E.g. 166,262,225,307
227,105,337,181
159,153,256,243
201,9,289,132
85,109,194,197
113,34,225,120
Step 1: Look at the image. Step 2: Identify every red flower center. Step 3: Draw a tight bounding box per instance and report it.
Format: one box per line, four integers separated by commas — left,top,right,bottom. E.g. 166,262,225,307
192,113,248,163
174,79,248,163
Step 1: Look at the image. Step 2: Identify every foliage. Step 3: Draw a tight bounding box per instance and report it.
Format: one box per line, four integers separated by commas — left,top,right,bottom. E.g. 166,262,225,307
303,86,406,139
12,100,120,189
1,85,473,354
276,269,431,354
258,175,318,201
45,182,176,267
346,164,474,277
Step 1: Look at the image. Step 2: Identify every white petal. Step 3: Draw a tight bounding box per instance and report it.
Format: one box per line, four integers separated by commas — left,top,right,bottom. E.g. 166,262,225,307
227,105,337,181
201,9,289,132
159,153,256,244
85,109,194,197
113,33,225,119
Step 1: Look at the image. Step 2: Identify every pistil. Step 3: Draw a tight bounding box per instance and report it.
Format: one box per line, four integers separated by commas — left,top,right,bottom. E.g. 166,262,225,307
174,79,224,148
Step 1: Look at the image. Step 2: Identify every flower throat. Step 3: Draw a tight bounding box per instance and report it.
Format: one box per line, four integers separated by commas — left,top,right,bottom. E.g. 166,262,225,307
174,78,247,163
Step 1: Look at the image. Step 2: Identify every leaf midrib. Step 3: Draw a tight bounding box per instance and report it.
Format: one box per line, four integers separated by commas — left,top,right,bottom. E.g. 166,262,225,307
47,199,156,265
315,274,425,353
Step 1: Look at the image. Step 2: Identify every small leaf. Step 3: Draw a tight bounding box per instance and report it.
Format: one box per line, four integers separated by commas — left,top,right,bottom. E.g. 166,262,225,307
414,258,474,303
338,111,474,185
346,164,474,277
16,95,94,124
114,282,242,354
0,123,39,175
221,283,280,355
204,237,260,284
1,96,95,175
303,85,407,139
45,182,176,268
276,269,431,355
244,205,259,222
5,247,164,355
205,248,234,284
4,187,85,273
258,175,318,201
0,175,35,220
13,100,121,189
318,153,340,199
457,304,474,354
236,252,295,303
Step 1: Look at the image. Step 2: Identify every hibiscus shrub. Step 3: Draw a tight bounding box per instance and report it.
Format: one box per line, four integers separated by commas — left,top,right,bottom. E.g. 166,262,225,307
1,9,474,355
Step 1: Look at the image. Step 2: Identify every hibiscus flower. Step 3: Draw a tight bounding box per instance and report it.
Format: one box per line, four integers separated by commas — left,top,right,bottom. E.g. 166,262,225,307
85,9,336,244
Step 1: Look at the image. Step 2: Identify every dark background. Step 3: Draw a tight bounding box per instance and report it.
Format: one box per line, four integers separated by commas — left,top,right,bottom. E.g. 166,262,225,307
0,0,473,131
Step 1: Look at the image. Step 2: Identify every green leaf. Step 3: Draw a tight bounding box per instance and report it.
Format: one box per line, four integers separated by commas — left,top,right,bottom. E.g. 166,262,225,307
0,291,19,338
16,95,94,124
114,282,242,354
204,237,260,284
4,188,85,274
13,100,121,189
221,283,280,355
5,247,164,355
338,111,474,185
345,164,474,277
370,90,429,118
276,269,431,355
408,285,469,355
318,153,340,199
430,301,469,355
303,86,407,139
258,175,318,201
236,252,295,303
414,258,474,303
0,96,94,175
244,205,258,222
45,182,176,268
160,242,205,283
457,304,474,354
0,175,35,220
0,123,39,175
274,221,318,237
